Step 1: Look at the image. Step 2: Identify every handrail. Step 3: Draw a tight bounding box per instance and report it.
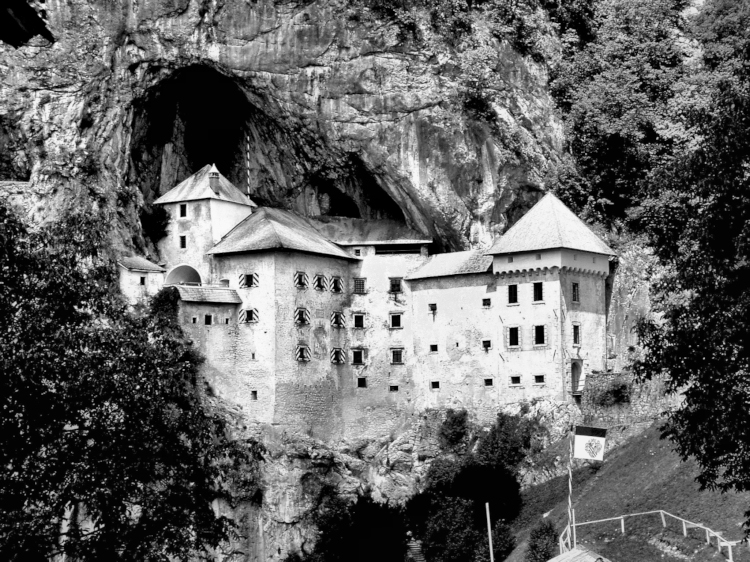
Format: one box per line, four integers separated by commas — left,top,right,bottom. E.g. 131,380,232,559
559,509,743,561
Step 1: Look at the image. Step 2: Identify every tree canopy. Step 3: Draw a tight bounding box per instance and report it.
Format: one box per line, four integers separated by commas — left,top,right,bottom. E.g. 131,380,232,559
0,203,257,560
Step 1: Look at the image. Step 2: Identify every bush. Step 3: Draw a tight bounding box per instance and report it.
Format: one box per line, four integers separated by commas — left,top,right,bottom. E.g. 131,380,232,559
439,408,470,451
525,519,557,562
590,378,632,407
474,519,516,562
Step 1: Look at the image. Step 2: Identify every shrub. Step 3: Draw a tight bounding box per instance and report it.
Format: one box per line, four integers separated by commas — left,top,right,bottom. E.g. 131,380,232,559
439,408,470,451
590,378,632,407
525,519,557,562
474,519,516,562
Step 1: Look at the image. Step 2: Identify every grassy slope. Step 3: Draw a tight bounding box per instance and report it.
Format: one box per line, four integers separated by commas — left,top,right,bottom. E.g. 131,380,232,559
508,423,750,562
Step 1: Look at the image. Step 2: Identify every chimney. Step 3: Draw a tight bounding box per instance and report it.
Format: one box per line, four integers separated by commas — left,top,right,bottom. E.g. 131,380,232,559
209,168,220,195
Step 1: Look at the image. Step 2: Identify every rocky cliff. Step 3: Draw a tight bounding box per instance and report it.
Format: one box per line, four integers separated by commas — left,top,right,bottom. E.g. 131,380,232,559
0,0,563,252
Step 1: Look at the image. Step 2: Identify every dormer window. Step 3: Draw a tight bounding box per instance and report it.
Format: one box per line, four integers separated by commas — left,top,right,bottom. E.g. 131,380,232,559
313,274,326,291
294,308,311,325
294,272,308,289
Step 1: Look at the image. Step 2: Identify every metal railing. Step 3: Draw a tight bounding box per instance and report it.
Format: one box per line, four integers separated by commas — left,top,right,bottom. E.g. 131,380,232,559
559,509,744,561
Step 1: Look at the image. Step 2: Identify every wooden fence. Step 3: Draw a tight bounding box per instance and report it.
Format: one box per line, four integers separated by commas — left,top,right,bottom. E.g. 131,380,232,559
559,509,744,561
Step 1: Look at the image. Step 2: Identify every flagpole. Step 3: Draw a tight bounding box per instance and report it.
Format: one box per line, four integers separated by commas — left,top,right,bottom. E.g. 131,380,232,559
568,427,574,550
486,502,494,562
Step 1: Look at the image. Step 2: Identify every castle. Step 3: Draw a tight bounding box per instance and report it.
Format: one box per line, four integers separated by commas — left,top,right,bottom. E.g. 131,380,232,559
119,164,615,440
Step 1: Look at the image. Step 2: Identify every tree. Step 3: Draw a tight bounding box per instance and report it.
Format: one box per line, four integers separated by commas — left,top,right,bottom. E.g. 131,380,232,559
525,519,557,562
0,203,257,560
422,497,483,562
634,33,750,516
474,520,516,562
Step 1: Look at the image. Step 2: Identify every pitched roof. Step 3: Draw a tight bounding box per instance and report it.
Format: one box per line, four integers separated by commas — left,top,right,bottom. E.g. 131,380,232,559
174,286,242,304
208,207,355,260
486,193,614,256
547,547,611,562
406,250,493,280
308,217,431,245
153,164,257,207
117,256,165,272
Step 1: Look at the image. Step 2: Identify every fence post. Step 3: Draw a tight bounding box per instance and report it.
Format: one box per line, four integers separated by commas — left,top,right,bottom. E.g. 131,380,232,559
706,528,710,545
660,511,666,528
621,517,625,535
728,544,734,562
682,520,687,536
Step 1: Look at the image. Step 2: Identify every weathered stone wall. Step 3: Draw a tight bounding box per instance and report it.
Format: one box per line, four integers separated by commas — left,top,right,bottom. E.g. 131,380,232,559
117,265,163,305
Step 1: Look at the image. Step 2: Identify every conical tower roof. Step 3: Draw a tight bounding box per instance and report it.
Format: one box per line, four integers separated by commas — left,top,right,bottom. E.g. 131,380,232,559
153,164,256,207
486,193,614,255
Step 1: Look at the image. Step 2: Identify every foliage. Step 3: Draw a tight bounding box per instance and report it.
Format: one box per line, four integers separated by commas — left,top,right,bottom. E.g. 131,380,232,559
0,203,255,561
139,203,170,245
289,493,407,562
525,519,558,562
589,378,632,407
439,408,470,451
422,497,482,562
474,519,516,562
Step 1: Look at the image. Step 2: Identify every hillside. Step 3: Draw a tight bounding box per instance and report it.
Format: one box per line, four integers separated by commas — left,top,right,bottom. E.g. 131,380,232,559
510,423,750,562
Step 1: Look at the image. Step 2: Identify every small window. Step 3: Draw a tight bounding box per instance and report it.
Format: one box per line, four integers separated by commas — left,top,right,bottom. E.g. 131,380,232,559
331,347,346,364
179,235,186,249
390,313,402,329
573,324,581,346
572,282,580,303
204,314,212,326
533,282,543,302
353,278,366,294
294,308,311,325
482,340,492,351
251,352,256,360
431,381,440,390
389,278,403,293
482,298,491,308
357,377,367,388
331,311,345,328
330,276,343,293
240,273,259,288
179,203,187,217
389,385,399,392
225,318,230,324
241,309,258,323
593,256,597,263
352,349,364,365
191,317,197,324
354,248,362,256
508,285,518,304
391,348,404,364
430,344,438,353
534,325,546,345
508,256,514,263
139,276,146,286
251,390,258,400
428,303,437,313
573,254,578,261
535,253,542,260
294,271,308,289
484,378,494,387
508,326,520,348
313,274,326,291
510,375,521,386
353,313,365,328
295,345,311,362
534,375,545,384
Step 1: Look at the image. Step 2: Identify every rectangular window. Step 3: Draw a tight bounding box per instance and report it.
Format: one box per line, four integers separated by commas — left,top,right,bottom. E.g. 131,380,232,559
534,375,545,384
353,313,365,328
294,271,308,289
330,348,346,364
533,282,543,302
225,318,230,324
510,375,521,386
179,203,187,217
507,256,514,263
534,325,546,345
240,309,258,323
179,235,186,249
484,378,494,387
391,349,404,364
294,308,311,325
390,313,402,329
431,381,440,390
572,282,580,303
192,317,197,324
295,345,311,362
139,276,146,286
354,248,361,256
430,344,438,353
313,274,326,291
573,324,581,345
353,278,366,294
428,303,437,313
535,253,542,260
357,377,367,388
330,276,343,293
331,311,345,328
251,390,258,400
204,314,212,325
352,349,364,365
389,278,403,293
239,273,259,288
508,326,520,348
482,340,492,351
508,285,518,304
482,298,491,308
389,385,399,392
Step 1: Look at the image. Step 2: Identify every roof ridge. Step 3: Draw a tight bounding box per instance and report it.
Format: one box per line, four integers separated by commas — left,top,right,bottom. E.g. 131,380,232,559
263,208,286,249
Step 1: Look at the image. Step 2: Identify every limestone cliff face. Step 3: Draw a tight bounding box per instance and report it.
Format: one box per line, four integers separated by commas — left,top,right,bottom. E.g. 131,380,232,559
0,0,563,251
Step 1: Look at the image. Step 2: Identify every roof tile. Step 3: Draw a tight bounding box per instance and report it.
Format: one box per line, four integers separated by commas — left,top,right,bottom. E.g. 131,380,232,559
174,286,242,304
153,164,257,207
118,256,165,272
406,250,492,280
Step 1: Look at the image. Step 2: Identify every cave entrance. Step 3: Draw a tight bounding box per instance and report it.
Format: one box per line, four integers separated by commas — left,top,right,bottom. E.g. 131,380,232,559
166,264,202,286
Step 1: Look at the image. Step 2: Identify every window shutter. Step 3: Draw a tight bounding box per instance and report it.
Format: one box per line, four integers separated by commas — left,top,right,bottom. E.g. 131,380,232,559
505,326,509,349
544,325,548,346
239,274,247,288
519,326,523,348
251,273,259,287
239,309,247,323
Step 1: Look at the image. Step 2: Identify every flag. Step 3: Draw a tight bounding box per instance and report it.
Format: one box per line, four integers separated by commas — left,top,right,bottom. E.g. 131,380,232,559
573,426,607,461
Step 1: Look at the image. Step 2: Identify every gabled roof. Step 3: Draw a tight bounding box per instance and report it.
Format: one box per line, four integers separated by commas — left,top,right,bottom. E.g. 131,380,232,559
153,164,257,207
208,207,355,260
486,193,614,256
174,286,242,304
309,217,431,245
117,256,165,273
406,250,492,280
